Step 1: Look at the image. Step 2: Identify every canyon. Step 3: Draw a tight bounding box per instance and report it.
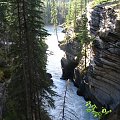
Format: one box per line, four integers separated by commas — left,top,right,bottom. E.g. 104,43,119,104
59,1,120,119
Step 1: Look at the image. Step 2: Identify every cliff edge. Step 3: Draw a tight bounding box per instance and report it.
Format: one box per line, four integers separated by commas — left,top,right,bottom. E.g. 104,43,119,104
59,1,120,117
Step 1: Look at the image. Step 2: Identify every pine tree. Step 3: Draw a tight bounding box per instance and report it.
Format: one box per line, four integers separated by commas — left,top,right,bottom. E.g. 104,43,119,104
51,0,58,26
66,0,86,27
1,0,55,120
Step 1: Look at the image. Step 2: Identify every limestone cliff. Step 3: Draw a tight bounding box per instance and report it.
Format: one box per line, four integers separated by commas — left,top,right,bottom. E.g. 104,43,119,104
59,0,120,113
87,1,120,110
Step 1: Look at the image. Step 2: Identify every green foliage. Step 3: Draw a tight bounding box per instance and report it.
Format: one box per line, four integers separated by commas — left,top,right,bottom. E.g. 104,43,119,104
66,0,75,26
86,101,112,119
76,14,89,44
65,0,88,27
44,0,68,25
51,0,58,26
0,0,56,120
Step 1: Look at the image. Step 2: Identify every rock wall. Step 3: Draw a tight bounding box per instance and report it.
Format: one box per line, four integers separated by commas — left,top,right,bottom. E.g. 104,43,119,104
60,1,120,111
87,1,120,110
59,35,81,80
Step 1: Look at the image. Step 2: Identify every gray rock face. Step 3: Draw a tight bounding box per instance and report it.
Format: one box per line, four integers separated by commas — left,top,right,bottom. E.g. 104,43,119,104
59,37,80,80
107,104,120,120
61,57,78,80
87,2,120,110
60,1,120,111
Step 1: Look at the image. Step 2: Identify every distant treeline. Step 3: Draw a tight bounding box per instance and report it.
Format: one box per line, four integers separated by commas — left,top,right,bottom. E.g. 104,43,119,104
44,0,69,25
43,0,87,26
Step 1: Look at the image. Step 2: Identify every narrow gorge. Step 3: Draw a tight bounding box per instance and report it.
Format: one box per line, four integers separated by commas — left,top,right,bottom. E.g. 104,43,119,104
0,0,120,120
59,1,120,119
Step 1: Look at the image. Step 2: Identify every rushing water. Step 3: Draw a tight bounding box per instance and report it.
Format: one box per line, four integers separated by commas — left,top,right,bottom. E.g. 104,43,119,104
45,26,97,120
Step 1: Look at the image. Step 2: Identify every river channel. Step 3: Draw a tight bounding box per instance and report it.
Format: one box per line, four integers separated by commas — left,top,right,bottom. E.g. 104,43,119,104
45,26,97,120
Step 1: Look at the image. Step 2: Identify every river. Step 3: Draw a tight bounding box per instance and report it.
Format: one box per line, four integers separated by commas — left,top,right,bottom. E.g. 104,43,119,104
45,26,97,120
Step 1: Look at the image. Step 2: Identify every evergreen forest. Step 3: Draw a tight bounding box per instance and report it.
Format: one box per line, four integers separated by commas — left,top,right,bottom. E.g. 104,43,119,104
0,0,120,120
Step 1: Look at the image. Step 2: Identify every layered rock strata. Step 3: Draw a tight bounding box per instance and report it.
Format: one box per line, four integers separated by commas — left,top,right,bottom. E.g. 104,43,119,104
60,1,120,111
87,1,120,110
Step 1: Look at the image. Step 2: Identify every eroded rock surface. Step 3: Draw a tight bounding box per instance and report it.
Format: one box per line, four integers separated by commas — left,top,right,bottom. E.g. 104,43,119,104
59,1,120,112
87,1,120,110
